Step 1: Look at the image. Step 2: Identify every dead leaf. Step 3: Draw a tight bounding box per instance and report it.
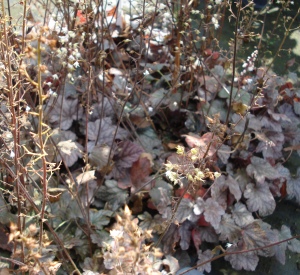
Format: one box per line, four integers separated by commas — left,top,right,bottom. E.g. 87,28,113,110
130,153,153,191
76,171,96,184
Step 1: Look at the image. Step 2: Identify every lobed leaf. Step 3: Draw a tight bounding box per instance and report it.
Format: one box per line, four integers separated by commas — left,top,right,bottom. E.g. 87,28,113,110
204,198,225,230
244,183,276,216
197,249,213,273
232,202,254,227
225,244,259,271
246,156,280,184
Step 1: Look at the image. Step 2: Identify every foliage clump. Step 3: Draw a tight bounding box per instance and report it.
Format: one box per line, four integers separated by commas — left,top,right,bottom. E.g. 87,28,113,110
0,0,300,274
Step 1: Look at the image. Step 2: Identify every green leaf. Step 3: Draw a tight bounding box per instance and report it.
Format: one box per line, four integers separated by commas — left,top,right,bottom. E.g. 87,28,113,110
89,209,114,230
96,180,128,211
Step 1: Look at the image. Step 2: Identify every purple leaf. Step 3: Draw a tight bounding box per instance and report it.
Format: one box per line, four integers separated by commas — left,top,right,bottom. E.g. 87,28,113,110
175,198,195,223
179,221,192,250
204,198,225,229
256,131,284,159
232,202,254,227
294,100,300,115
244,183,276,216
88,144,112,170
260,116,282,132
161,224,180,254
242,221,270,250
280,225,300,253
197,249,213,273
90,96,115,121
265,228,286,264
216,214,241,242
149,187,172,219
46,95,83,130
197,226,218,243
115,141,144,168
217,144,231,164
86,118,128,145
212,175,242,202
225,243,259,271
56,140,83,167
287,167,300,203
246,156,280,184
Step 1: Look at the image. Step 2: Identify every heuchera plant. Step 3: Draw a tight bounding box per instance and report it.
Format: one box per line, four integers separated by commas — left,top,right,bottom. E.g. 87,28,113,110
1,0,300,274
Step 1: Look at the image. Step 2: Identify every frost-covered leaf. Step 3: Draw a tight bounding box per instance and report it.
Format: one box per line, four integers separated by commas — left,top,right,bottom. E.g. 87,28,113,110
287,167,300,203
175,198,194,223
45,95,83,130
89,209,113,230
244,183,276,216
204,198,225,229
232,202,254,227
96,180,128,211
197,249,213,273
225,244,259,271
56,140,83,167
216,214,241,242
246,156,280,184
179,221,192,250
